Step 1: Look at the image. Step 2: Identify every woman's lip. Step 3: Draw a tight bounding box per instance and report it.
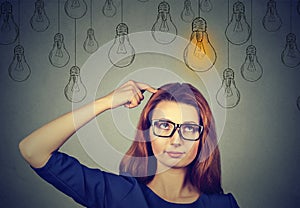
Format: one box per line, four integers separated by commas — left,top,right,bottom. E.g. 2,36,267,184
165,151,185,158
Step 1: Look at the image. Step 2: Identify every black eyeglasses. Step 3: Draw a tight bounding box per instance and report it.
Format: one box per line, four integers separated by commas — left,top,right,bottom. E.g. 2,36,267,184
151,119,203,141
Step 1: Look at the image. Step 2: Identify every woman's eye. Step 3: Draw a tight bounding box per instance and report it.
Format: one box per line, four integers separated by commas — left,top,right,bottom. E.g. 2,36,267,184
159,122,170,129
184,125,196,132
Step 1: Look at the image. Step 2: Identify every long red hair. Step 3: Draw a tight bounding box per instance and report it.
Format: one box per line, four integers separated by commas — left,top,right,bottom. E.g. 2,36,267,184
119,83,223,194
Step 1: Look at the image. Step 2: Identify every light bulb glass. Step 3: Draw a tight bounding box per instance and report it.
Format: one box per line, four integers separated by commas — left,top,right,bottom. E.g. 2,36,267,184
0,1,19,45
281,33,300,68
181,0,195,23
102,0,117,17
8,45,31,82
241,45,263,82
225,1,251,45
152,1,177,44
108,23,135,68
64,66,87,103
49,33,70,68
200,0,213,13
64,0,87,19
183,17,217,72
83,28,99,54
262,0,282,32
216,68,240,108
30,0,50,32
297,96,300,111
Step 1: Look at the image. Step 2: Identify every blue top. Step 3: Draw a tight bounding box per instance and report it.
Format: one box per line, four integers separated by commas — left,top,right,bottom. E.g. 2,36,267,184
32,151,239,208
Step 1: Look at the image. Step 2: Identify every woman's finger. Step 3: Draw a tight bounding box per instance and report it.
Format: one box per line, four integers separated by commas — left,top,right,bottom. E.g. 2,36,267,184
135,82,157,94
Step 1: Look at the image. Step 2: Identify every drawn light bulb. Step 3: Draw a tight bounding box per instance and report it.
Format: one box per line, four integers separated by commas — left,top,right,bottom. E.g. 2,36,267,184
225,1,251,45
297,96,300,111
64,0,87,19
108,23,135,68
49,33,70,68
83,28,99,54
102,0,117,17
8,45,31,82
262,0,282,32
181,0,195,23
216,68,240,108
30,0,50,32
152,1,178,44
0,1,19,45
64,66,87,103
281,33,300,68
183,17,217,72
200,0,213,13
241,45,263,82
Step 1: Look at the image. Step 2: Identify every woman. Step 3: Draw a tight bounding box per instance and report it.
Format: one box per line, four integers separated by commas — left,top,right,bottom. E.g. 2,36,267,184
19,80,239,208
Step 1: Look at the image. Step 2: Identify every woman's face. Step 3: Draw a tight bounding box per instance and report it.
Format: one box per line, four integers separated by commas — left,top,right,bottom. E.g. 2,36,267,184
149,101,200,171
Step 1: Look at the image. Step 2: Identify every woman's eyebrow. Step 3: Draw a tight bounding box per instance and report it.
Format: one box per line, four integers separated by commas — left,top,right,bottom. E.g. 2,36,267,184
182,121,199,124
152,118,172,122
153,118,199,124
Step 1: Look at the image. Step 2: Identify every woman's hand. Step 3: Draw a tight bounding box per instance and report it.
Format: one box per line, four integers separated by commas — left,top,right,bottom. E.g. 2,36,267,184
104,80,157,109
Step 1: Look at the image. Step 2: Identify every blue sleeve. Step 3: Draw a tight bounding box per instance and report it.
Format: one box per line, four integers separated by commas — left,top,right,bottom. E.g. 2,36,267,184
31,151,136,208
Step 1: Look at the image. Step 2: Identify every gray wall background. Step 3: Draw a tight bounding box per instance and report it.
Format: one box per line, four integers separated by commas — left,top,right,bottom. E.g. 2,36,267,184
0,0,300,207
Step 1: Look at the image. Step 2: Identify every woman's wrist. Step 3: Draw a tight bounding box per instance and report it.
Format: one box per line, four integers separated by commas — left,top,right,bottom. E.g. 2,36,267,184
94,96,112,114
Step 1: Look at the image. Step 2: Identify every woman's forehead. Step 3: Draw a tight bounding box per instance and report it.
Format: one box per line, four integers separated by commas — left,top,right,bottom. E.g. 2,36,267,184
151,101,199,123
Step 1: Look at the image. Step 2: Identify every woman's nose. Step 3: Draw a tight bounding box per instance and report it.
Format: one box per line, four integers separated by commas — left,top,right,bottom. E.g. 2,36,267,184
170,129,182,146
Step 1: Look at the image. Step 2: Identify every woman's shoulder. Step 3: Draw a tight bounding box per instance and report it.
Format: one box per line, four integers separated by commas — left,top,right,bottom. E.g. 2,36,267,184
31,150,145,207
202,192,239,208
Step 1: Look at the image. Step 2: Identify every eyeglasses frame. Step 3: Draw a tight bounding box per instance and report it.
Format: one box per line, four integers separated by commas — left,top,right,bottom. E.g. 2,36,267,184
151,119,204,141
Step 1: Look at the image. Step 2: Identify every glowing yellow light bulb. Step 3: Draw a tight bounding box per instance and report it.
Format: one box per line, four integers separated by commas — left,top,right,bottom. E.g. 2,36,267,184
183,17,216,72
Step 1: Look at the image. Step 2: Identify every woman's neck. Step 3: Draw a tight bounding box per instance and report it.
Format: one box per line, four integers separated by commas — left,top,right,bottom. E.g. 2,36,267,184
147,167,200,203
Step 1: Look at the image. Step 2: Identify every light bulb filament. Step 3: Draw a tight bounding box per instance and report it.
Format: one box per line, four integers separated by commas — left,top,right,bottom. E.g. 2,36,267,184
71,76,80,92
88,36,95,46
107,1,113,10
235,13,242,22
117,36,127,54
247,57,256,72
55,47,63,58
184,7,191,15
159,14,169,32
71,0,80,8
202,1,210,8
194,41,206,58
234,16,243,32
270,7,275,16
287,46,296,58
16,56,23,71
36,9,43,22
192,32,206,58
2,15,10,32
225,86,233,97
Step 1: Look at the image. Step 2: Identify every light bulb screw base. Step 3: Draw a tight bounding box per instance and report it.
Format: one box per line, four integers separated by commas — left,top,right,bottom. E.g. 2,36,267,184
14,45,24,55
233,1,245,14
246,45,256,55
70,66,80,76
192,17,207,32
1,1,12,14
116,23,129,35
158,2,170,13
223,68,234,79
